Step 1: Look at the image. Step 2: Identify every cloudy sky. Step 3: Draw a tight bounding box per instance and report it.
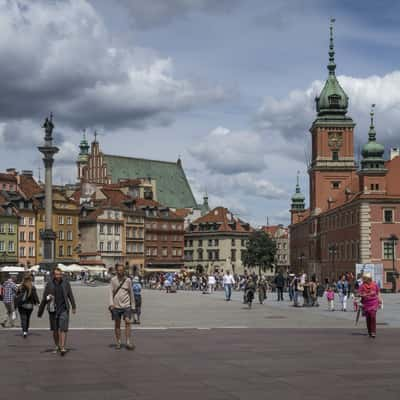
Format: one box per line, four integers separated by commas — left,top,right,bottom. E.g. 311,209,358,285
1,0,400,227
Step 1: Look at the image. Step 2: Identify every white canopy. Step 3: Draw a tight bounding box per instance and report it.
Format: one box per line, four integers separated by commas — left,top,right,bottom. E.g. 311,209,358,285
0,266,25,273
28,265,40,272
85,265,106,273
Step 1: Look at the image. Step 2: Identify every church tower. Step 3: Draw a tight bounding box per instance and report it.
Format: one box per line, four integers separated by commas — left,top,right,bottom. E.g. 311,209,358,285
77,131,89,182
309,19,357,214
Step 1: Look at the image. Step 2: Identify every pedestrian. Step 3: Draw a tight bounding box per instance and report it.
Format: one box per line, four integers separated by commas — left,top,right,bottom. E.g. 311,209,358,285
359,273,382,338
132,276,142,325
274,271,285,301
309,276,319,307
337,275,349,311
15,274,39,337
109,264,135,350
1,276,18,328
37,267,76,356
326,286,335,311
208,274,216,294
222,270,235,301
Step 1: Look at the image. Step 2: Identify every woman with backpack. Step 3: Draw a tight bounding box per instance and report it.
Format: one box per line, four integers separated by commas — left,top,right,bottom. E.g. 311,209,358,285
15,274,40,338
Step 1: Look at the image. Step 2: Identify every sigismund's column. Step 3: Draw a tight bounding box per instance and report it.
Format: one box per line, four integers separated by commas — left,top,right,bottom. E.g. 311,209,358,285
38,114,59,270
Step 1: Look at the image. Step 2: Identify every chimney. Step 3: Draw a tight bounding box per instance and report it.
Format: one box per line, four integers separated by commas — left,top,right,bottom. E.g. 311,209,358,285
390,147,400,160
6,168,17,176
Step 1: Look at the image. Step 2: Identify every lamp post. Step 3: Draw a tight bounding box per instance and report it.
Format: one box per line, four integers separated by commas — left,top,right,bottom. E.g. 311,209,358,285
388,234,398,293
328,244,338,281
38,114,59,271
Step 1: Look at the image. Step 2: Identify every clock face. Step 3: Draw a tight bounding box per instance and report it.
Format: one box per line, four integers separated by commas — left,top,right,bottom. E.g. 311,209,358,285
328,132,343,149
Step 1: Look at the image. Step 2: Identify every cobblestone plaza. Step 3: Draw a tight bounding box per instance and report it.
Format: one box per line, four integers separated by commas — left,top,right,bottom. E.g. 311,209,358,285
1,287,400,399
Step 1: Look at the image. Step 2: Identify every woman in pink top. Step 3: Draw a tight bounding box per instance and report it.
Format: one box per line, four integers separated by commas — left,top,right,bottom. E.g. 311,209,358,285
358,273,382,338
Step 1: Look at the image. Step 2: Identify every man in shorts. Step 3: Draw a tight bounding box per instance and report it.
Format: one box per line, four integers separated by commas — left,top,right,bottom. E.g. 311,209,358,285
38,267,76,356
109,264,135,350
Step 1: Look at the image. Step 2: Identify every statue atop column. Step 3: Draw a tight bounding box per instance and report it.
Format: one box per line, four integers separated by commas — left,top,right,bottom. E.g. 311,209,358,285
43,113,54,141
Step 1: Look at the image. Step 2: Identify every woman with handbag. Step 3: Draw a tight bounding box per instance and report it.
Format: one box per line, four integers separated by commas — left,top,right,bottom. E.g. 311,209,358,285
16,274,40,338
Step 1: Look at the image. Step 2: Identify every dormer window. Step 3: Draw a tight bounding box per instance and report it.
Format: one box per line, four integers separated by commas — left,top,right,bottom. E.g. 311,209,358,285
328,94,340,106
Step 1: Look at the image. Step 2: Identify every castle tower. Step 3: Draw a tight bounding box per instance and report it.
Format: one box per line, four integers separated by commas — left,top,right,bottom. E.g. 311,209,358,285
290,173,305,224
309,19,357,214
358,104,387,193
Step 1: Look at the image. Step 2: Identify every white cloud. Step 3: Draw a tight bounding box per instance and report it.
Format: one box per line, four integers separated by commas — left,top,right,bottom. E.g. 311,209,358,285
190,126,267,174
0,0,226,129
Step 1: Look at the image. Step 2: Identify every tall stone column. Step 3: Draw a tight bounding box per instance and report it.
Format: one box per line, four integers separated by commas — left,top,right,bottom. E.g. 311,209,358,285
38,114,59,269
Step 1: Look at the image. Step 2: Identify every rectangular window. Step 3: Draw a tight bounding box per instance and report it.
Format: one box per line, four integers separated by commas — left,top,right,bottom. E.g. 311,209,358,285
66,216,72,225
115,224,120,235
384,209,394,223
19,247,25,257
162,247,168,257
99,224,105,234
198,239,203,247
67,246,72,256
67,231,73,241
8,224,15,234
0,224,4,233
231,249,236,261
99,242,104,252
58,231,64,240
28,232,34,241
19,231,25,242
19,217,26,226
29,247,35,257
383,241,395,259
28,217,34,226
58,245,63,257
107,241,112,251
0,241,4,251
332,151,339,161
58,216,64,225
107,225,113,234
208,239,212,246
115,241,119,251
331,181,340,190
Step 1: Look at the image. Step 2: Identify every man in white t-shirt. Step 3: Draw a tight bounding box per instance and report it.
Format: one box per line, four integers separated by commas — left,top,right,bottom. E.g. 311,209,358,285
208,275,216,293
223,271,235,301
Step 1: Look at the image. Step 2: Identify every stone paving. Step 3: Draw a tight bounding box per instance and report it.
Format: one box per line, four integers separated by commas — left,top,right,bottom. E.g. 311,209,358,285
1,286,399,399
1,285,398,329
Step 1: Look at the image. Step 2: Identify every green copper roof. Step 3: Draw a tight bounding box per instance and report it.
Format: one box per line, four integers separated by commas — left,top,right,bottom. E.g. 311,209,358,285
291,174,305,210
361,105,385,170
199,194,210,215
315,19,349,117
104,155,198,209
78,132,90,163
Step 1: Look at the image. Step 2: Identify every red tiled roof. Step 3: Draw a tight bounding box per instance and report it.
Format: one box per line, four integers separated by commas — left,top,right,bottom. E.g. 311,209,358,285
174,208,191,218
261,225,288,238
0,173,17,183
191,207,253,233
101,188,130,206
18,175,42,199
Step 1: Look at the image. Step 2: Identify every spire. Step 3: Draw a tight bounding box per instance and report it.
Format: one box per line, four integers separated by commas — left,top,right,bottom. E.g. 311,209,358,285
361,104,385,171
368,104,376,141
328,18,336,75
78,129,90,162
291,171,305,211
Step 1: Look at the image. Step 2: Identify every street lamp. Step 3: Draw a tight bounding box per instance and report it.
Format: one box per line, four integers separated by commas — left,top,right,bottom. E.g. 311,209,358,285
388,234,398,293
328,244,338,281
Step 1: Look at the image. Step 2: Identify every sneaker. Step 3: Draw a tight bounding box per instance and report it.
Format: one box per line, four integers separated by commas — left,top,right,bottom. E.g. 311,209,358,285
23,332,27,338
115,342,121,350
52,347,60,354
126,342,135,351
60,348,67,356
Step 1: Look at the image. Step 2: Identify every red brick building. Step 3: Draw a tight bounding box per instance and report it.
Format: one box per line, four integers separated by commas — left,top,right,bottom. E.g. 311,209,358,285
290,23,400,290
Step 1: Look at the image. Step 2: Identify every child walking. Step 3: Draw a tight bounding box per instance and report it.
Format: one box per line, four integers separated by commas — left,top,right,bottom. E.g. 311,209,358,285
326,287,335,311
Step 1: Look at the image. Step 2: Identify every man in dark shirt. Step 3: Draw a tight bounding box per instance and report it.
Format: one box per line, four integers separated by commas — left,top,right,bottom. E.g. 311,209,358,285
38,267,76,356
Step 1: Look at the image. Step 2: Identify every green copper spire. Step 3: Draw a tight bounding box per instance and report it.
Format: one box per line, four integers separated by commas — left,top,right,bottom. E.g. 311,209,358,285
361,104,385,171
291,172,305,211
315,18,349,117
78,129,90,163
328,18,336,75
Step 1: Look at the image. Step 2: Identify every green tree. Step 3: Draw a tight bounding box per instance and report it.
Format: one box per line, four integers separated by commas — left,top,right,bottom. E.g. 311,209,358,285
243,231,277,276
